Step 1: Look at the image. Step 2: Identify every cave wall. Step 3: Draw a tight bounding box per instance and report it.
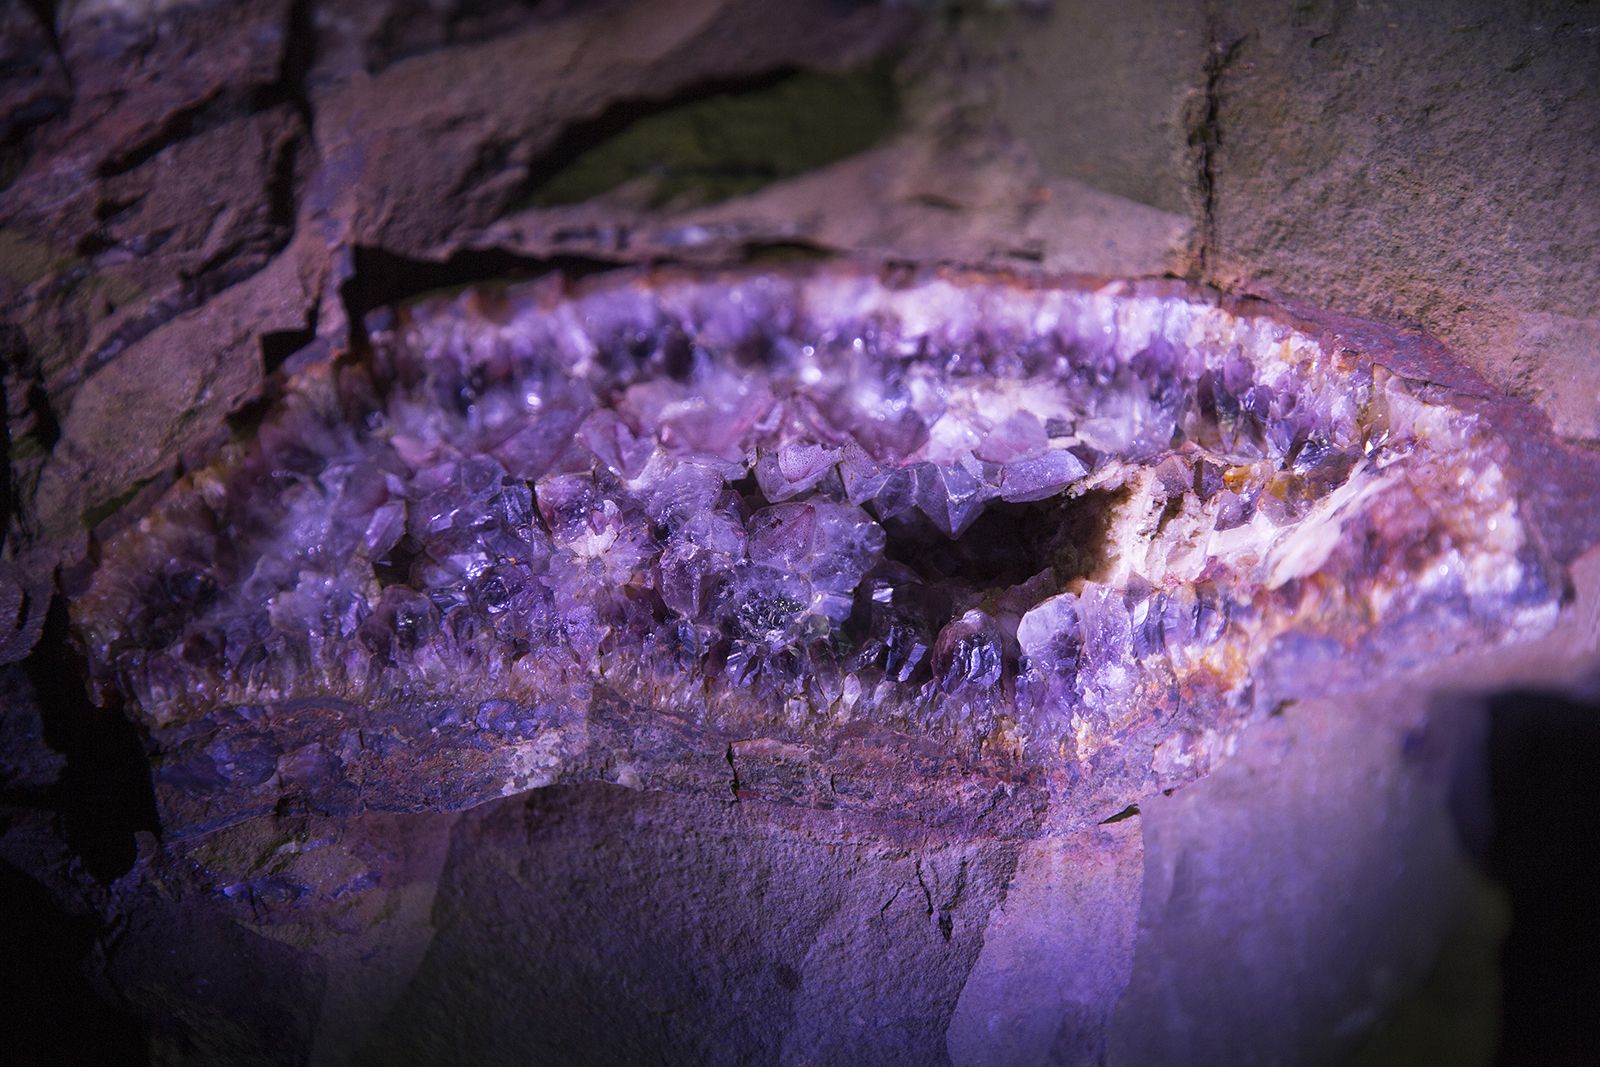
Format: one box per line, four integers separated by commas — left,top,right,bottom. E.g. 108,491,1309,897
6,0,1596,573
977,0,1600,441
3,1,1598,1064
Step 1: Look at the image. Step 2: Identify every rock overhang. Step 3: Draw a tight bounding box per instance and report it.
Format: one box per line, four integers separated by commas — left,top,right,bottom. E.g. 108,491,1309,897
71,260,1581,838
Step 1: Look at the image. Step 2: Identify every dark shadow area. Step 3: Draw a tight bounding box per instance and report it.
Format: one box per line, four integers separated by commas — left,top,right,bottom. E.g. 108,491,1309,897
1488,690,1600,1066
26,596,160,884
0,324,62,513
0,861,148,1066
0,1,70,193
517,63,899,210
339,245,625,351
880,486,1123,592
357,0,585,78
0,339,11,537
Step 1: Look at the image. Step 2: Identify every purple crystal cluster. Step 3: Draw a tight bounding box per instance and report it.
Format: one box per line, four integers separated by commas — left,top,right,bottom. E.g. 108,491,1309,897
76,265,1559,829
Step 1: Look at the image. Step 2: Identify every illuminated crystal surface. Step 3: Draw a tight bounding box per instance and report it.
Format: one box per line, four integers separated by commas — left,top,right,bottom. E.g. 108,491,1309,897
75,264,1563,834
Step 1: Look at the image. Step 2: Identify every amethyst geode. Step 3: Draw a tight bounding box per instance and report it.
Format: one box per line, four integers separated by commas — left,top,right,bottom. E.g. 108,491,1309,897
74,264,1561,836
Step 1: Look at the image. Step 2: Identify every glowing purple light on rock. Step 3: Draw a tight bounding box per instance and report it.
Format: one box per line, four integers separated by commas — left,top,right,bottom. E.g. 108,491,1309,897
74,263,1562,836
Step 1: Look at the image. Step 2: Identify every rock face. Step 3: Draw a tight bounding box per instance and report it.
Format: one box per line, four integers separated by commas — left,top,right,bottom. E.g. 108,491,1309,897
16,683,1480,1066
976,0,1600,443
4,1,1600,1064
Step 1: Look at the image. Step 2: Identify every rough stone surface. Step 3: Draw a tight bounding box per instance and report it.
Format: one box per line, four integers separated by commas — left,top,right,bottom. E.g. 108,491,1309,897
479,133,1195,281
3,1,1599,1063
974,0,1600,443
1107,691,1481,1065
947,819,1144,1066
2,0,920,561
356,787,1015,1066
1206,1,1600,442
979,0,1206,219
0,556,49,664
30,247,322,546
2,672,1476,1065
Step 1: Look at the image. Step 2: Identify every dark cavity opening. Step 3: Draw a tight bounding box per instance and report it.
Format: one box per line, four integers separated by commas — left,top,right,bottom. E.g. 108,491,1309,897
26,594,160,882
517,63,899,211
339,246,624,354
1487,689,1600,1064
879,487,1124,595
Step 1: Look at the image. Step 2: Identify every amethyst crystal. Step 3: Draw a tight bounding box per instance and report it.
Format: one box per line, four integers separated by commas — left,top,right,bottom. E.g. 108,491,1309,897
74,264,1561,835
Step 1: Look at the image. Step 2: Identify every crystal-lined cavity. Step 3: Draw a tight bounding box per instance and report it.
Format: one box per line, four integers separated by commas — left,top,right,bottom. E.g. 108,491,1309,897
75,264,1560,832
